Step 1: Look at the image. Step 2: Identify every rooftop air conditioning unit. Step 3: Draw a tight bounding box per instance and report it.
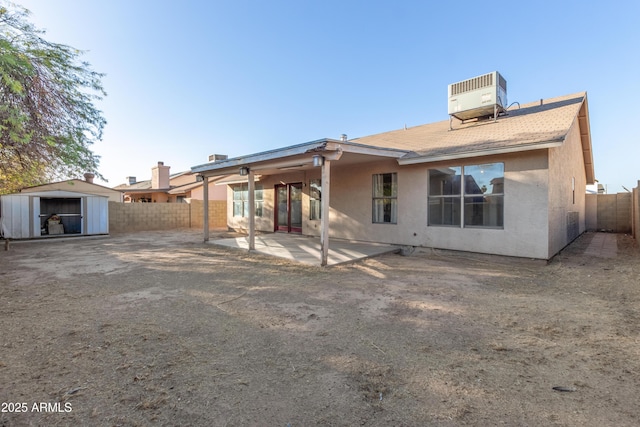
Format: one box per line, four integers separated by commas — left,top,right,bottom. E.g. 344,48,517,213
208,154,228,162
448,71,507,121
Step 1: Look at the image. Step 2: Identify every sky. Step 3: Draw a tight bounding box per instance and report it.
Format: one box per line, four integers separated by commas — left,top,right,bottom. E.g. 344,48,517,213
13,0,640,192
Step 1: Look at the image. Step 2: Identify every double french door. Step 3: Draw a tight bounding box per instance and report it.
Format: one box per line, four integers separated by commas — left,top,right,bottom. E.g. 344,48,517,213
275,183,302,233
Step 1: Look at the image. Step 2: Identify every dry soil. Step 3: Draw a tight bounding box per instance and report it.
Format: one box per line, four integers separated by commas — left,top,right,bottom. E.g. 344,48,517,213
0,230,639,426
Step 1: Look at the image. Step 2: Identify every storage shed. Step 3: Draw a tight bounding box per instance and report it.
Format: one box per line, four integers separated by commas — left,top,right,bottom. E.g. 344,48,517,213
0,190,109,239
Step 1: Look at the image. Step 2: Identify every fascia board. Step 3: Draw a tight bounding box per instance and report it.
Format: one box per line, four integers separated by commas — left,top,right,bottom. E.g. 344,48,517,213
191,140,330,175
397,140,564,165
324,141,409,158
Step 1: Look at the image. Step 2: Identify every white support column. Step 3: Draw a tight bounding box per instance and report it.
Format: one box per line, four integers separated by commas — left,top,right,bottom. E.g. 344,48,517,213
248,169,255,251
203,176,209,242
320,159,331,266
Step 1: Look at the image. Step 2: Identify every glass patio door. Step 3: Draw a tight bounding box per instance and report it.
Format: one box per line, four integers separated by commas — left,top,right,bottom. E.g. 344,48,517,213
275,183,302,233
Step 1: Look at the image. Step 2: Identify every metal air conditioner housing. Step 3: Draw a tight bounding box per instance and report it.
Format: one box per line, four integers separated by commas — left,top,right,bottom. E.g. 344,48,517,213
448,71,507,121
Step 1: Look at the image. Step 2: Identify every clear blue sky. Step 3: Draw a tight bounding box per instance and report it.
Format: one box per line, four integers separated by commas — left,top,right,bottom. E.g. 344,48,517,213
16,0,640,192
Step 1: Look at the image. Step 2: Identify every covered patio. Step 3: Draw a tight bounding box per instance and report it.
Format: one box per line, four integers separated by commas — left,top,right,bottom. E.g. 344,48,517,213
210,233,399,266
191,137,409,266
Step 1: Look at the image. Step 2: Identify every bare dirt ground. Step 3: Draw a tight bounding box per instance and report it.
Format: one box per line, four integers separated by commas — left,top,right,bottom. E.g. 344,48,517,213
1,230,639,426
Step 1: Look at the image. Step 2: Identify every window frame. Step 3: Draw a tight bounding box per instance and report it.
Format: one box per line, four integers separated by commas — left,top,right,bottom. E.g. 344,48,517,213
232,183,264,218
428,163,504,229
372,172,398,224
309,179,321,220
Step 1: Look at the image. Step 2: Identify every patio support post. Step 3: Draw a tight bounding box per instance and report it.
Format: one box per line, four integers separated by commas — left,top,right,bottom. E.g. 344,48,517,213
203,176,209,242
320,159,331,266
248,168,256,251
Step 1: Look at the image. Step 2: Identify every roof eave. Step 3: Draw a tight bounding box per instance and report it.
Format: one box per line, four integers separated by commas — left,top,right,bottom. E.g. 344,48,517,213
191,139,331,175
577,95,596,185
191,139,410,176
397,139,564,165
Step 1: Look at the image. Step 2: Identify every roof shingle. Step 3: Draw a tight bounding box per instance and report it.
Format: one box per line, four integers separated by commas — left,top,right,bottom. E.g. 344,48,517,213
352,92,586,160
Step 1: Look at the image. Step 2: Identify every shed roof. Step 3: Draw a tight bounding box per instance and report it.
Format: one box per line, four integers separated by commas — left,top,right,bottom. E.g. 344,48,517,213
2,190,109,198
21,179,121,193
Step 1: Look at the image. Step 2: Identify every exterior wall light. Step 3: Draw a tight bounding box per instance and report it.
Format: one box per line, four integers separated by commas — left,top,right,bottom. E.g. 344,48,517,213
312,155,324,167
239,166,250,176
196,175,204,182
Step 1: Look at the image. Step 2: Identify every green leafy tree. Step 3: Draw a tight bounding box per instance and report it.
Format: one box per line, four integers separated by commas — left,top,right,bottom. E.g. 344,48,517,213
0,2,106,194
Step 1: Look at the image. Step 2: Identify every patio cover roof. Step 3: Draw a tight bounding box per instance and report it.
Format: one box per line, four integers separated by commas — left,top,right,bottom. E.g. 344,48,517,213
191,139,410,177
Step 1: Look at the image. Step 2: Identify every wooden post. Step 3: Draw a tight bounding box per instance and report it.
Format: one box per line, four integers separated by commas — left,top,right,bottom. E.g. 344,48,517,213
248,169,255,251
203,176,209,242
320,159,331,266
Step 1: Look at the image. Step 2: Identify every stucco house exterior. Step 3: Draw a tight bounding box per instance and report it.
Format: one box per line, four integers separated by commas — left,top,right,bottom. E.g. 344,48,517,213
191,90,595,263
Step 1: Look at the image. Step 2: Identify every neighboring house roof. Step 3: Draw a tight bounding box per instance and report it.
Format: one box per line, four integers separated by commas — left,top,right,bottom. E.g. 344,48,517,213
192,92,595,184
113,170,222,199
165,179,215,194
113,172,192,192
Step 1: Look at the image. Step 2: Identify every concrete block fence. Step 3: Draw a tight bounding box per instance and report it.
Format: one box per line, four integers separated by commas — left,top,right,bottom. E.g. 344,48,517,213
108,200,226,233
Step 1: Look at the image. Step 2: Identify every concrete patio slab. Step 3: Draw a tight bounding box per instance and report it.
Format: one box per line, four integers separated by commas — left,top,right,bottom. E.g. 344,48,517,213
210,233,399,266
584,232,618,258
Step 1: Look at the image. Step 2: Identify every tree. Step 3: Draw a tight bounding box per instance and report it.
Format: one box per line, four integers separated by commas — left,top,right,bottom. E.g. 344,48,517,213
0,2,106,194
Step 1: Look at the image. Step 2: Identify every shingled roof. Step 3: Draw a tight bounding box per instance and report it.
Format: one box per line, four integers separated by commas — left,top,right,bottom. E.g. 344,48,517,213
352,92,594,183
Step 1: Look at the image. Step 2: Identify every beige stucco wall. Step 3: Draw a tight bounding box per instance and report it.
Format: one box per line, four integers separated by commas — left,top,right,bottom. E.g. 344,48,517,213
226,150,553,259
21,180,123,202
190,181,227,201
547,121,588,257
323,153,549,259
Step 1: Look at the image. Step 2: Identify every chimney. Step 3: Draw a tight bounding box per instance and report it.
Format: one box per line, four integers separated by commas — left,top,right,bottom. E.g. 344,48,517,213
126,176,137,185
340,134,347,142
151,161,170,189
83,172,95,184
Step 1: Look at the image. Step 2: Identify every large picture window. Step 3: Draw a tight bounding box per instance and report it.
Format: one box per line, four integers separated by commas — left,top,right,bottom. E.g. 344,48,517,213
372,173,397,224
428,163,503,228
232,183,263,218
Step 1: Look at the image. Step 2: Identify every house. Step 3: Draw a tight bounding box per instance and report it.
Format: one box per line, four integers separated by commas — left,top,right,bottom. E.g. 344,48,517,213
114,161,226,203
191,73,595,264
19,173,124,202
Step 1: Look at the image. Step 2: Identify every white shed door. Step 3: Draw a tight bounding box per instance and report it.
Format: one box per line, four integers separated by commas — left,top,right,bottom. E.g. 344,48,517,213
86,197,108,234
1,195,30,239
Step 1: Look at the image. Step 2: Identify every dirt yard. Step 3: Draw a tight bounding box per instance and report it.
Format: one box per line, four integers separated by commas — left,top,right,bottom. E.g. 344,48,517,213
1,230,639,426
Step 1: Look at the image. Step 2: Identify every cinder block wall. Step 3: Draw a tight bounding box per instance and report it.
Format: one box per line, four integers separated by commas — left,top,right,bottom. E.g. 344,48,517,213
585,194,598,231
108,201,227,233
189,200,227,229
586,193,632,233
109,202,190,232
